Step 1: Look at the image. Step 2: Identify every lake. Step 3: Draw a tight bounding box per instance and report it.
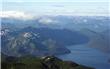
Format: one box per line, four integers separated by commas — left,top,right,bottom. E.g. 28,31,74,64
57,44,110,69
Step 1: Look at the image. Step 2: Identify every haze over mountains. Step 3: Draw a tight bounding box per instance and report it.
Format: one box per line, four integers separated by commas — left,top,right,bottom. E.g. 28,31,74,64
1,11,110,56
1,0,109,68
1,11,109,31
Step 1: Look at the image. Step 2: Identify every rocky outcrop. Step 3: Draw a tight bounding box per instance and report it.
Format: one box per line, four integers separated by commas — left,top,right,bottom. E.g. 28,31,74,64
1,55,94,69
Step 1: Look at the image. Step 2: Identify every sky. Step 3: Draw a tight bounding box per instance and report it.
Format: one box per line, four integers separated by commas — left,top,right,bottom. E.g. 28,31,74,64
2,0,109,2
1,0,110,16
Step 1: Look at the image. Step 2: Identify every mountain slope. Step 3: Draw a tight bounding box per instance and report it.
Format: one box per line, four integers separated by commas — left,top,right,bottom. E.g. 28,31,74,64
1,27,89,57
80,28,110,53
1,55,94,69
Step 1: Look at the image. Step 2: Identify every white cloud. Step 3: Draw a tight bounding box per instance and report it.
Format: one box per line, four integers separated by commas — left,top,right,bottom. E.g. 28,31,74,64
38,17,58,25
0,11,34,20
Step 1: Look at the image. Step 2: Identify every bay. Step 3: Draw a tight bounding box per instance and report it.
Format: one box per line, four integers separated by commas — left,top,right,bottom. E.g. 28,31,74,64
57,44,110,69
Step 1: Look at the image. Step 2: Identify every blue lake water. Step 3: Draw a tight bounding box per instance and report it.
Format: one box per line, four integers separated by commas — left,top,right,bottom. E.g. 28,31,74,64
57,44,110,69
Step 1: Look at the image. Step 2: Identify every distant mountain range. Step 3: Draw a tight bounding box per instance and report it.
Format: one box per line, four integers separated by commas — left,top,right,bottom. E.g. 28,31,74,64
1,15,109,31
1,15,110,56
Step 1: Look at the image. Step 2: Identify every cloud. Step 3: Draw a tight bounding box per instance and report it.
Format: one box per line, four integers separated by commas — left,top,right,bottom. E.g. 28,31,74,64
0,11,34,20
38,17,58,25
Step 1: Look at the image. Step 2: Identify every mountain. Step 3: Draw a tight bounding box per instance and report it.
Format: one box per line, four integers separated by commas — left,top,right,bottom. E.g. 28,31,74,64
88,30,110,53
1,16,109,31
1,26,89,57
80,28,110,53
1,15,109,56
1,54,94,69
